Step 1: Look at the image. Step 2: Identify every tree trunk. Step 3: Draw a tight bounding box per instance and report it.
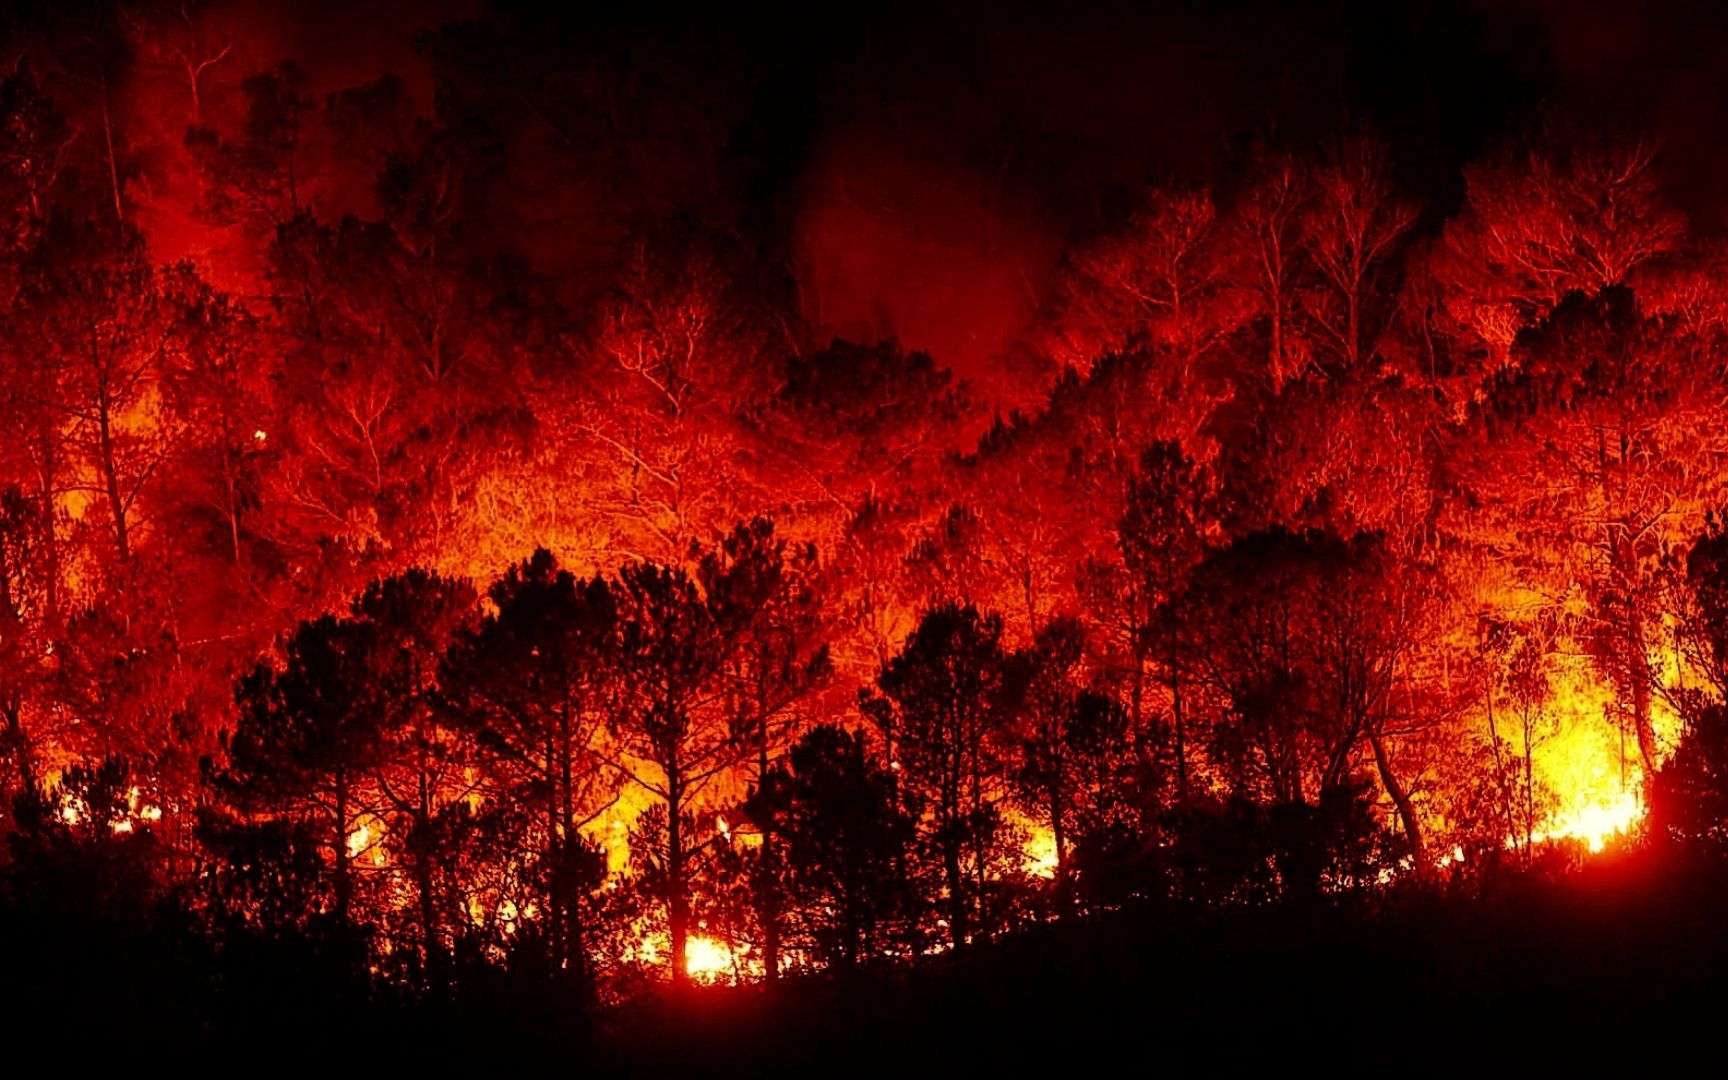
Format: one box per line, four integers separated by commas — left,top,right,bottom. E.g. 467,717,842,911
223,439,244,566
758,736,781,986
1171,629,1188,801
97,400,130,566
4,699,35,796
1346,285,1361,369
35,440,59,628
414,747,441,989
556,709,593,1000
1049,786,1068,912
1489,693,1528,863
1628,603,1658,782
559,711,574,976
544,734,564,977
334,773,352,918
944,828,966,952
1369,729,1425,877
1523,723,1537,857
1605,438,1657,783
943,749,966,951
100,73,124,225
1129,637,1146,737
667,763,689,987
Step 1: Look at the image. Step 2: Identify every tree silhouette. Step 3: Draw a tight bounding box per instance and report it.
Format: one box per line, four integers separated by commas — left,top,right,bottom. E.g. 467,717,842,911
349,568,476,986
701,517,831,983
439,549,612,995
220,611,385,919
1005,616,1130,909
862,603,1013,950
1653,515,1728,855
608,555,734,986
749,724,917,970
0,486,53,805
1119,440,1212,799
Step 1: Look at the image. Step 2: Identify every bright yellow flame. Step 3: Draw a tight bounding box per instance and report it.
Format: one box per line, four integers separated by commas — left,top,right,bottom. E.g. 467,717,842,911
683,935,734,983
347,821,376,859
1002,805,1060,879
1531,790,1644,854
1022,825,1059,880
633,931,748,983
1510,654,1671,854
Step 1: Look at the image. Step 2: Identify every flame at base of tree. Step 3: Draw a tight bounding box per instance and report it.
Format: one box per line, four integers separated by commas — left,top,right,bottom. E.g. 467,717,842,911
1541,791,1644,854
632,930,756,985
1495,658,1680,856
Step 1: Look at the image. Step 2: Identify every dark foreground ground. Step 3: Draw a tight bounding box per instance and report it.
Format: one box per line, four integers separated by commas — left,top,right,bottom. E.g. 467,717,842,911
5,850,1724,1073
613,852,1725,1074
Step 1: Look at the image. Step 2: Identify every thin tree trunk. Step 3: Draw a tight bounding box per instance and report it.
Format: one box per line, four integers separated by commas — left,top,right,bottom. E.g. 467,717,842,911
334,773,352,918
414,742,440,989
1484,685,1520,859
758,731,781,986
5,700,35,795
667,760,689,987
1049,786,1067,912
98,401,130,566
1627,601,1658,781
36,440,59,628
943,749,966,951
1369,729,1425,876
223,439,244,566
944,828,966,952
100,74,124,225
1171,624,1188,801
544,733,563,976
1524,726,1536,856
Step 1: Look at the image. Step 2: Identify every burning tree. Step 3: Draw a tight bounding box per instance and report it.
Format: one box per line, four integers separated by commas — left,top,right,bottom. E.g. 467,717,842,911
1004,616,1131,906
607,548,748,986
12,5,1728,1044
862,603,1016,950
701,517,831,983
1456,287,1728,787
747,724,918,969
219,611,388,920
0,486,54,803
439,550,613,994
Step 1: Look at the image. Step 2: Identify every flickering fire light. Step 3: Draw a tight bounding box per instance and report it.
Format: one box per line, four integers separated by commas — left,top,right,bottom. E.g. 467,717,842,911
7,2,1728,1064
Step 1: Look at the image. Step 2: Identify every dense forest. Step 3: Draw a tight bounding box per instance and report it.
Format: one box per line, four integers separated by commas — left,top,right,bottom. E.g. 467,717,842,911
5,0,1728,1065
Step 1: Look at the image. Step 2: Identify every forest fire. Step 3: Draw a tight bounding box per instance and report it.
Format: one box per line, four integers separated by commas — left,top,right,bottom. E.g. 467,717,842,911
1022,825,1061,880
8,0,1728,1067
636,932,747,985
1547,792,1643,854
1507,663,1681,854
